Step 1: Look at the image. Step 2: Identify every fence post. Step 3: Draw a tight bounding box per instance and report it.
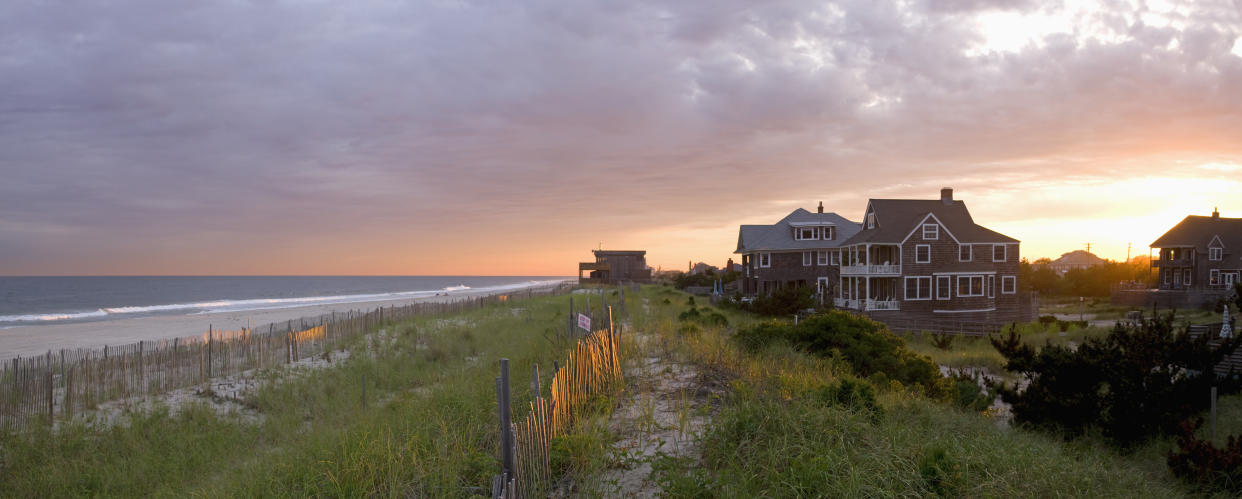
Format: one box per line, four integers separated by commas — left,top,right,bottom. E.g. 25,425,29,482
1212,385,1218,441
532,363,540,396
497,359,513,482
207,325,213,379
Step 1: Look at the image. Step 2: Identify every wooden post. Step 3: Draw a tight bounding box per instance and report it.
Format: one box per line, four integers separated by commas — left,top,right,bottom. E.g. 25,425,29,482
207,325,213,379
46,370,53,421
1212,385,1218,442
497,359,513,481
532,363,540,396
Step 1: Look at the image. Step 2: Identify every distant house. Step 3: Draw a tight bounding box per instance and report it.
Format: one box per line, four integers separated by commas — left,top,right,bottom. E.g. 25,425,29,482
688,261,718,276
834,188,1032,326
1048,250,1106,275
1117,209,1242,308
579,250,652,284
735,203,862,298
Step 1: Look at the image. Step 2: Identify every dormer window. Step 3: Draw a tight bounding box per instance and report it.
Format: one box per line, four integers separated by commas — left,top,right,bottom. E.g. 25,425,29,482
823,226,835,240
1210,247,1223,261
866,213,876,229
796,227,817,240
923,224,938,240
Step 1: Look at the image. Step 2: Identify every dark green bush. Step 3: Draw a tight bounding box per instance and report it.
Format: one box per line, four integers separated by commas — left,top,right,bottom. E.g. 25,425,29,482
943,370,992,412
811,378,882,418
919,446,963,497
1167,417,1242,494
992,314,1242,447
733,311,939,390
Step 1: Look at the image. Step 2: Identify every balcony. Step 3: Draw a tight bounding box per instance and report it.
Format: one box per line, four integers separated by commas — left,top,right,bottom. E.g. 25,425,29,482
840,264,901,276
1152,258,1191,268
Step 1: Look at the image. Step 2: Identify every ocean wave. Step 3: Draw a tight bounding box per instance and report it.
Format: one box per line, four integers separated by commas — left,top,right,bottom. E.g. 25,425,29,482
0,279,569,325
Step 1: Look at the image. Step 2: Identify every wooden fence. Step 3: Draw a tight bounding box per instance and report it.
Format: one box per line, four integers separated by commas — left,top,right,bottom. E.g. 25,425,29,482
493,308,624,499
876,318,1006,337
0,284,571,432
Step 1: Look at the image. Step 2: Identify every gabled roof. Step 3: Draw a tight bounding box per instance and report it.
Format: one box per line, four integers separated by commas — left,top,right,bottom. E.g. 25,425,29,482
842,198,1018,245
735,208,861,253
1150,215,1242,251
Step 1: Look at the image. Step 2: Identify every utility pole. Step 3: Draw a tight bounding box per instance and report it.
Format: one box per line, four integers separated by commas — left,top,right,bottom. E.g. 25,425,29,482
1084,242,1092,254
1126,242,1131,263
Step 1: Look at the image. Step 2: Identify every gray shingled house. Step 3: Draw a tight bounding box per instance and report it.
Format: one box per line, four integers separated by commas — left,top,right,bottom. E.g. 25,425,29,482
835,188,1031,326
1115,209,1242,309
735,203,862,299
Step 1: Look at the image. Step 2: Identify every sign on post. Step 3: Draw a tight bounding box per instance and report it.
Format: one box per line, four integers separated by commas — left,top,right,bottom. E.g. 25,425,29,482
578,313,591,331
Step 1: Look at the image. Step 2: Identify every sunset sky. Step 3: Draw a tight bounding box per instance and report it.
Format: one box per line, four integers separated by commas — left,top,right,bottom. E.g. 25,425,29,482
2,0,1241,276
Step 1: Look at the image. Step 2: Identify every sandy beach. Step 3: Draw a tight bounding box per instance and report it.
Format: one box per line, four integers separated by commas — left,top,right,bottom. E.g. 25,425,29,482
0,281,568,360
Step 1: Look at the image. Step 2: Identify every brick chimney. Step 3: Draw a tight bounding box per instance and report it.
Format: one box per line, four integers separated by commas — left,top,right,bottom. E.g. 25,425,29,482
941,187,953,205
817,201,824,214
1213,207,1220,220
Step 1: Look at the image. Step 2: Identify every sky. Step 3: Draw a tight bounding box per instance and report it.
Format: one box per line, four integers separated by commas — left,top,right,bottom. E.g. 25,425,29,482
2,0,1241,276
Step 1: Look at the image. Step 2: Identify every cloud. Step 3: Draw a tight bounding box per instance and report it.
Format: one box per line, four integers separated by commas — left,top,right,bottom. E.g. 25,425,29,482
1,0,1241,273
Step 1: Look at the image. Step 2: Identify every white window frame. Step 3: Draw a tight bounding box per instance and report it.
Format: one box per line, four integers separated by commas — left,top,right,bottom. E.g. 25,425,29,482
957,275,985,297
803,251,813,266
829,250,840,266
1001,275,1016,294
1210,269,1220,285
1210,247,1223,261
915,244,931,264
988,275,996,298
817,250,828,265
1183,269,1192,286
1164,271,1172,286
823,226,835,240
936,276,951,300
904,276,932,301
759,253,771,268
959,244,972,262
923,224,939,240
992,244,1007,262
866,213,876,229
796,227,817,241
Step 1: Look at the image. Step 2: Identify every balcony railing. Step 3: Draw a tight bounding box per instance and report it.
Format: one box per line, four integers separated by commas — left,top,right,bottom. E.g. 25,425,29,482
865,299,900,311
840,264,901,276
1152,258,1191,268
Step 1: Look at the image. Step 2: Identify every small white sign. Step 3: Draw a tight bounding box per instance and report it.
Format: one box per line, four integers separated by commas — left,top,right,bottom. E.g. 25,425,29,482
578,313,591,331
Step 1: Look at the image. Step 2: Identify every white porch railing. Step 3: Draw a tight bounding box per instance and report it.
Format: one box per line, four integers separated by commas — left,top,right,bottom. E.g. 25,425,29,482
840,264,901,276
865,299,900,311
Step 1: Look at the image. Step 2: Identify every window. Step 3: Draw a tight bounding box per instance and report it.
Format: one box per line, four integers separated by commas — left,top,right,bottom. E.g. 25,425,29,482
1002,275,1017,294
959,244,972,262
1184,269,1192,286
993,244,1007,262
957,275,985,297
915,244,931,263
923,224,939,240
936,276,951,300
866,213,876,229
823,226,835,240
803,252,813,266
830,250,840,266
1210,247,1223,261
796,227,817,240
904,276,932,300
1164,271,1171,286
759,253,771,268
817,251,828,265
988,275,996,298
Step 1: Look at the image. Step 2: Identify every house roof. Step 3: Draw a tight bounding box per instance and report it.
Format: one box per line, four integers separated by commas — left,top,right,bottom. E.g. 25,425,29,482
1150,215,1242,251
841,198,1019,245
1051,250,1106,266
735,208,862,253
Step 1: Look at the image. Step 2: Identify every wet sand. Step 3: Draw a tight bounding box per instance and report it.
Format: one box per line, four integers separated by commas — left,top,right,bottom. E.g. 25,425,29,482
0,282,567,360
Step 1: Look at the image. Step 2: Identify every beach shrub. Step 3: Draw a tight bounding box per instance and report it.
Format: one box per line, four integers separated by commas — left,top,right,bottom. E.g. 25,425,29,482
919,446,963,497
1167,418,1242,494
733,311,939,390
931,333,954,350
811,378,882,418
678,306,727,327
943,370,992,412
991,314,1242,447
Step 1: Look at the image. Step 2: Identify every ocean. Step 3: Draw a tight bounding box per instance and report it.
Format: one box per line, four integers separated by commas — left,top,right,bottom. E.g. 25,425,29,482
0,276,570,328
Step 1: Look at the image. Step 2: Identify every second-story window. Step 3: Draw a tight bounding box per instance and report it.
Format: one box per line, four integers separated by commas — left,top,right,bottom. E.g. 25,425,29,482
803,252,813,266
866,213,876,229
1210,247,1223,261
959,244,972,262
993,244,1007,262
817,251,828,265
759,253,771,268
923,224,939,240
915,244,931,263
796,227,817,240
830,250,840,266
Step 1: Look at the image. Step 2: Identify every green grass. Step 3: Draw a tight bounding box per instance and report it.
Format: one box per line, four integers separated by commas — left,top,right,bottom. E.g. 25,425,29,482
0,290,622,497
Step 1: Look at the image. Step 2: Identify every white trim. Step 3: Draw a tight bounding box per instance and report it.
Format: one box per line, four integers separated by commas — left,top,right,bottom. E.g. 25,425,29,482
789,221,837,227
987,275,995,298
915,244,931,263
823,226,835,241
1210,247,1223,261
959,244,972,262
957,275,985,297
803,251,813,266
829,250,840,266
923,223,939,240
936,275,951,300
759,252,771,268
934,307,997,314
1184,268,1192,286
1209,234,1225,248
992,244,1007,262
931,271,997,276
795,227,818,241
866,212,876,229
817,250,829,266
904,276,932,300
1211,269,1220,285
1002,275,1016,294
900,213,961,245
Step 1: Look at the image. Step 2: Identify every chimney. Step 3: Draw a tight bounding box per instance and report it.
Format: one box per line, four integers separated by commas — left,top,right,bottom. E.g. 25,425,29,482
1213,207,1220,220
941,187,953,205
817,201,824,214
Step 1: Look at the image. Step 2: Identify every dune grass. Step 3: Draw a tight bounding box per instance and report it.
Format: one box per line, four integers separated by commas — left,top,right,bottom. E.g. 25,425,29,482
0,290,617,497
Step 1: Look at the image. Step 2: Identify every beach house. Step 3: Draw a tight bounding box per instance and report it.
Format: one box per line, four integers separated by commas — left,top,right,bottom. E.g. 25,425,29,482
735,203,862,299
1118,209,1242,308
